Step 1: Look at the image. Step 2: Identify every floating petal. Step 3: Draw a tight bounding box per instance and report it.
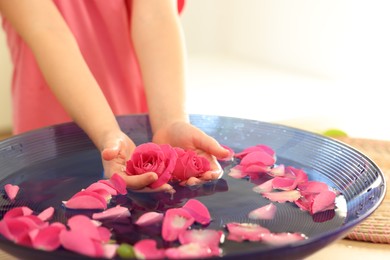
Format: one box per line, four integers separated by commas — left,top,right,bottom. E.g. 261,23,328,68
162,208,195,242
182,199,211,225
37,207,55,222
261,232,307,245
92,205,130,221
226,222,270,242
134,211,164,227
133,239,165,260
4,184,19,201
262,190,301,203
248,203,277,220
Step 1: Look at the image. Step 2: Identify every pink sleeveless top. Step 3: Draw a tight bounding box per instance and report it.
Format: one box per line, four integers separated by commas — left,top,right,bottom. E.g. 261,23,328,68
2,0,185,134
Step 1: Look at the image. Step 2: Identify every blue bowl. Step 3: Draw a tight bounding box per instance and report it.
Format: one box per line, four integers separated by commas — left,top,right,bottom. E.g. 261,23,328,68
0,114,386,260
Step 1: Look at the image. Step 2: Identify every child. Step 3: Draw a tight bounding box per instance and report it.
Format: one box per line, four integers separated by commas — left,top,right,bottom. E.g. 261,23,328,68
0,0,229,191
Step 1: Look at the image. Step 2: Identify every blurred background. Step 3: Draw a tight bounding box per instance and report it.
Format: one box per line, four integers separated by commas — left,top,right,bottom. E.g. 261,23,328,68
1,0,390,139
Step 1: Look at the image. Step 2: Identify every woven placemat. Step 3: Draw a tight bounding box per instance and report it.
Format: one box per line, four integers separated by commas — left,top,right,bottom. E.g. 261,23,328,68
336,136,390,244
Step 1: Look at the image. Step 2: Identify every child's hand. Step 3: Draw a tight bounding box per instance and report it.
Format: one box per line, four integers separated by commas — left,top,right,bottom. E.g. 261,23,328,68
152,121,231,185
100,131,173,191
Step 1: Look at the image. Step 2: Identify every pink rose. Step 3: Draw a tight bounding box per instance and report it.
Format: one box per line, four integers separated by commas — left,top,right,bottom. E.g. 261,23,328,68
171,147,211,181
126,143,178,189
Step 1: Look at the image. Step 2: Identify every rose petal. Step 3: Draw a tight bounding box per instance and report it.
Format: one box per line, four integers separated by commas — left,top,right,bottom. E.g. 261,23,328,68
60,229,104,257
0,218,32,242
268,164,285,177
261,232,307,245
248,203,277,220
298,181,330,195
86,182,118,196
228,165,248,179
98,173,127,195
178,229,224,251
134,211,164,227
234,145,275,160
92,205,131,221
240,151,275,170
226,222,271,242
262,190,301,203
162,208,195,242
37,207,55,222
252,179,274,194
165,242,220,259
182,199,211,225
63,191,107,210
133,239,165,260
310,190,336,214
272,177,296,191
4,184,20,201
3,206,33,219
67,215,105,241
31,224,65,251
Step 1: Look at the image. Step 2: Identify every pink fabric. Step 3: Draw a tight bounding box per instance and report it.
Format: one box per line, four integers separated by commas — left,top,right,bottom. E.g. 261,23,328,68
1,0,184,134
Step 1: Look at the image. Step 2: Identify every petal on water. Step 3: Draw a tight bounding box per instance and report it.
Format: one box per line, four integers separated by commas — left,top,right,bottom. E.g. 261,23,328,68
133,239,165,260
162,208,195,242
134,211,164,227
226,222,270,242
261,232,307,246
182,199,211,225
4,184,20,201
262,190,301,203
92,205,131,221
37,207,55,222
248,203,277,220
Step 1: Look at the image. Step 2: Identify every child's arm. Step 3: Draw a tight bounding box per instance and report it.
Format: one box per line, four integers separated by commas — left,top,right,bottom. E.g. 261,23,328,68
0,0,160,189
131,0,230,161
0,0,118,151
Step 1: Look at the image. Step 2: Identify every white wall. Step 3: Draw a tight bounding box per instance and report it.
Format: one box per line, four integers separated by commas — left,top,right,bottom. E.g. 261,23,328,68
181,0,390,139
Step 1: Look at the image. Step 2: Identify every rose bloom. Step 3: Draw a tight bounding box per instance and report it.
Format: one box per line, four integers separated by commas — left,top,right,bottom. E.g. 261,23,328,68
171,147,211,181
126,143,178,189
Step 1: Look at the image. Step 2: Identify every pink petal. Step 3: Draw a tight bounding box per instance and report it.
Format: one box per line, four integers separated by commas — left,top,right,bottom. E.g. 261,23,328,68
240,151,275,170
262,190,301,203
86,182,118,196
182,199,211,225
234,145,275,159
134,211,164,227
310,190,336,214
133,239,165,260
261,232,307,245
162,208,195,242
228,165,248,179
67,215,105,241
98,173,127,195
268,164,285,177
298,181,330,195
252,179,274,194
37,207,55,222
226,222,270,242
103,244,119,259
178,229,224,252
3,206,33,219
272,177,296,190
92,205,130,221
248,203,277,220
60,229,103,258
63,190,107,210
0,218,32,242
4,184,20,201
165,243,220,259
31,224,65,251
